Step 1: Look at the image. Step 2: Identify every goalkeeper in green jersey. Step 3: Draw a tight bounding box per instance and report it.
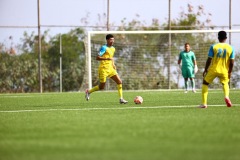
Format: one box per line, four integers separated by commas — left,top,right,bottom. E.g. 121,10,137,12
178,43,198,93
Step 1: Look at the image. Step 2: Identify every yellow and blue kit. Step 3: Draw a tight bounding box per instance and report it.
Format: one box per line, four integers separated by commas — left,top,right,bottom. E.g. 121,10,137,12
205,43,235,84
98,44,117,83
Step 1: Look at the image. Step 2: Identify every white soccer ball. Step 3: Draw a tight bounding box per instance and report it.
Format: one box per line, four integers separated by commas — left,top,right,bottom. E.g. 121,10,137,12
134,96,143,104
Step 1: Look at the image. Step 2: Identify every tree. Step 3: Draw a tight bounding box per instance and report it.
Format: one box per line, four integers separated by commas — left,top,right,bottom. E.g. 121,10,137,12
47,28,86,91
0,28,86,92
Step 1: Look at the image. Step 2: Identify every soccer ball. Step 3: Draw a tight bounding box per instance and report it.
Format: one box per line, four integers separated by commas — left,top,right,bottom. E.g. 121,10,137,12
134,96,143,104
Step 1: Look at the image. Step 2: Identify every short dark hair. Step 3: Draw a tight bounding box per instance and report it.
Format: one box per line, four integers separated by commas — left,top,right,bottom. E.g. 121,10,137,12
218,31,227,40
106,34,114,40
185,43,190,46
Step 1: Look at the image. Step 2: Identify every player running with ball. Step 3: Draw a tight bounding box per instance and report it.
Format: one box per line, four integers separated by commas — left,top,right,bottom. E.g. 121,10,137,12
85,34,128,104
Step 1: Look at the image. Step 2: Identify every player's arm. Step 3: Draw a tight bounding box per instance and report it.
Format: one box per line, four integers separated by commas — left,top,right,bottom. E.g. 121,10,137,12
228,48,235,79
203,57,212,77
112,58,116,70
177,53,182,71
192,53,198,73
177,59,181,65
203,45,214,77
193,60,198,73
96,56,112,61
96,46,113,61
193,60,197,67
192,53,197,66
228,59,234,79
177,52,182,65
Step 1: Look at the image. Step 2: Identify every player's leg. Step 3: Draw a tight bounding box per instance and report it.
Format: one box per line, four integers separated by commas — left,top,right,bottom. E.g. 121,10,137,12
223,83,232,107
190,78,196,93
85,85,101,101
110,74,128,104
89,82,106,93
220,73,232,107
188,67,196,93
200,80,209,108
198,71,215,108
182,67,188,93
184,78,189,93
85,69,106,101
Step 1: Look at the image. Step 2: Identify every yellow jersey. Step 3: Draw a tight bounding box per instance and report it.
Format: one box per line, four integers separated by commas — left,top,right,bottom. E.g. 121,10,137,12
98,44,115,69
208,43,235,73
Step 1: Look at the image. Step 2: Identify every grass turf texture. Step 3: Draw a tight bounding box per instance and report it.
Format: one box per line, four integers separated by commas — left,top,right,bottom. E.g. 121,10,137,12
0,90,240,160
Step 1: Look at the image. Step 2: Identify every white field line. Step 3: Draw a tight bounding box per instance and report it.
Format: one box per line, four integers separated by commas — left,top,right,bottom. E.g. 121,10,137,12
0,92,228,98
0,95,35,98
0,104,239,113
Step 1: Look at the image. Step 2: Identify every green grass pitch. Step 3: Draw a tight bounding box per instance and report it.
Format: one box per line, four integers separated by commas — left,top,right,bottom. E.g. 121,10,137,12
0,90,240,160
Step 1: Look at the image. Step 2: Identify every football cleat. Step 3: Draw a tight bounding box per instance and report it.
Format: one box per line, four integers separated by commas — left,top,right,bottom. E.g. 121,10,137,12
198,104,207,108
120,98,128,104
224,98,232,107
85,89,90,101
184,90,188,93
192,89,196,93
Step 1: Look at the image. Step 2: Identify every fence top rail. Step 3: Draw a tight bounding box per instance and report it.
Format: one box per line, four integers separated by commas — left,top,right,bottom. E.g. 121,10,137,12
88,29,240,35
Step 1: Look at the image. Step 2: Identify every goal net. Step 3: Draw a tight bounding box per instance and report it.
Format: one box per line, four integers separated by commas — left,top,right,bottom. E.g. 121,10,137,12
86,30,240,90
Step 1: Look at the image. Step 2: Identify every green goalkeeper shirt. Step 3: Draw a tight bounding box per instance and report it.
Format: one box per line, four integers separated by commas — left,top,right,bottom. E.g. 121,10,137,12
178,50,196,68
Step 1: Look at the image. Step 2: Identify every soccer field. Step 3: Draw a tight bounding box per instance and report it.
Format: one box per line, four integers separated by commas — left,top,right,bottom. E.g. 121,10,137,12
0,90,240,160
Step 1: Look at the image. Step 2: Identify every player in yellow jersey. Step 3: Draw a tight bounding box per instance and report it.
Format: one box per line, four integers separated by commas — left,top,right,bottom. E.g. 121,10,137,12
198,31,235,108
85,34,128,104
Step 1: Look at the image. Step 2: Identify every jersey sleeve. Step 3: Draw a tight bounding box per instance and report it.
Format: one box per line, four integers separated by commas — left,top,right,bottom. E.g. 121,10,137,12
98,45,107,56
178,52,182,60
230,46,235,59
208,45,214,58
192,52,196,60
